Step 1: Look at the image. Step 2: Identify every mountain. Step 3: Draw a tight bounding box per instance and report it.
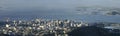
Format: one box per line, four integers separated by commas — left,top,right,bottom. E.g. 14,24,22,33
76,7,120,15
68,26,120,36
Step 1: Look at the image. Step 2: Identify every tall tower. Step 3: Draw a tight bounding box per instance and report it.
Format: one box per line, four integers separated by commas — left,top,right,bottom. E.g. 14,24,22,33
13,20,16,24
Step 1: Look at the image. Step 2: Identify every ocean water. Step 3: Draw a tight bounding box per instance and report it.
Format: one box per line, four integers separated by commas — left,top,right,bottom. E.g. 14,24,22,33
0,15,120,23
1,0,120,23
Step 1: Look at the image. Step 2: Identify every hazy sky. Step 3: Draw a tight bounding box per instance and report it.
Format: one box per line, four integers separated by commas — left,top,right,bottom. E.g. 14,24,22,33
0,0,120,16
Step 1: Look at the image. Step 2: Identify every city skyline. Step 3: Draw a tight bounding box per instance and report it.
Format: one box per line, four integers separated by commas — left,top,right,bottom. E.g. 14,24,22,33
0,0,120,36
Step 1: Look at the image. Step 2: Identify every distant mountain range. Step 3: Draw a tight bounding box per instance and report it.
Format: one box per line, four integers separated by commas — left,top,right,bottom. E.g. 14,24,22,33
75,7,120,15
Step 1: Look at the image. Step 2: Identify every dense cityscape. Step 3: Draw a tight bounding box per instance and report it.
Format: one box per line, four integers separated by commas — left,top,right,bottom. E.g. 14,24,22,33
1,0,120,36
0,18,89,36
0,18,120,36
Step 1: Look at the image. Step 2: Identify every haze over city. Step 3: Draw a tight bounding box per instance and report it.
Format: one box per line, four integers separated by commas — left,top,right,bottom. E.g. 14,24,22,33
0,0,120,36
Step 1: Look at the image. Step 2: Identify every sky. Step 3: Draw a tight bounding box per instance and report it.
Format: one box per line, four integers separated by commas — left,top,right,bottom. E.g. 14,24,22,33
0,0,120,16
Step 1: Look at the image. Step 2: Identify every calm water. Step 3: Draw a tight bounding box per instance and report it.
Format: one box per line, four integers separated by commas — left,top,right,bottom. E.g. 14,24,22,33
1,0,120,23
0,15,120,23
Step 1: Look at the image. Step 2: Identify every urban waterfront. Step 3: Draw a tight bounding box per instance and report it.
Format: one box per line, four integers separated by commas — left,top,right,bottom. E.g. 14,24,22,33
0,18,88,36
0,18,120,36
1,0,120,36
